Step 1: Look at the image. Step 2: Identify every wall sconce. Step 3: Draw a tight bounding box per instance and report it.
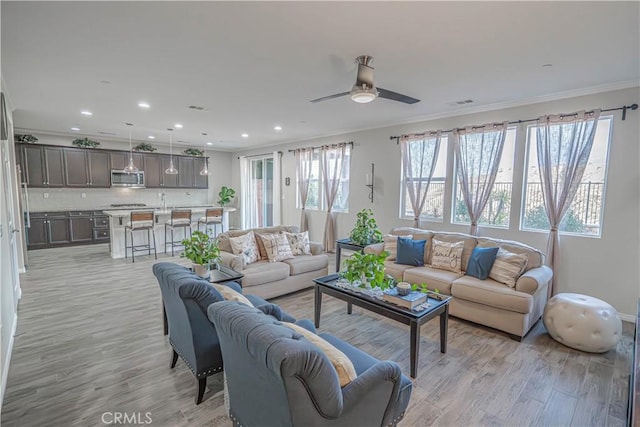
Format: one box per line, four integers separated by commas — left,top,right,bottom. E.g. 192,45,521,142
365,163,374,203
285,177,291,186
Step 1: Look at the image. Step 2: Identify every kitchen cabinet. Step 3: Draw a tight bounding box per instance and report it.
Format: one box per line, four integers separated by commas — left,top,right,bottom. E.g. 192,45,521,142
69,212,93,243
21,145,65,187
178,157,195,188
92,212,110,243
143,154,162,188
64,148,111,188
87,151,111,187
161,156,178,188
110,151,143,171
27,210,110,249
194,158,208,188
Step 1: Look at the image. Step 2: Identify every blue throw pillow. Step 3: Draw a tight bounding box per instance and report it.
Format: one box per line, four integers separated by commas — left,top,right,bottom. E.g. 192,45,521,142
466,247,500,280
396,237,426,266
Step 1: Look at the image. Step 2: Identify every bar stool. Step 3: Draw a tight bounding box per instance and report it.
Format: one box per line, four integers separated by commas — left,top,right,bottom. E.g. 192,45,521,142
197,208,224,237
165,209,192,256
124,211,157,263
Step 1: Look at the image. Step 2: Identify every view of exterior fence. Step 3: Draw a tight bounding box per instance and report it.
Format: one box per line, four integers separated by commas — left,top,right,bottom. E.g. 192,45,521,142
405,180,605,235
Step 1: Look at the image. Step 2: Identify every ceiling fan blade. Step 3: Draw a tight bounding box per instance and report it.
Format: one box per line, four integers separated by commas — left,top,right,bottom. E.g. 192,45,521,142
310,92,350,103
377,87,421,104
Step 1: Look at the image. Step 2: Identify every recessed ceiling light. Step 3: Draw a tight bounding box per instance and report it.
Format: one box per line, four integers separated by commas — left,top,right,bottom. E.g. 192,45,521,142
274,125,282,131
542,63,553,67
206,142,213,146
138,102,150,109
241,133,249,138
81,111,93,116
100,80,111,84
174,123,183,129
70,127,80,131
147,135,155,139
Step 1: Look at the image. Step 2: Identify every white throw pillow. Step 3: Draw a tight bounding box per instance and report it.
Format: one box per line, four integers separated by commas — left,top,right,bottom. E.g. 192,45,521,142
257,233,294,262
229,231,260,265
284,231,311,255
489,248,529,288
383,234,412,261
431,239,464,273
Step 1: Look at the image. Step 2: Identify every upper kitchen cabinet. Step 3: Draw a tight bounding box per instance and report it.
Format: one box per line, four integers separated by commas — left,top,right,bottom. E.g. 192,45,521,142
64,148,111,188
110,151,143,171
142,154,162,188
178,157,195,188
194,157,208,189
21,145,65,187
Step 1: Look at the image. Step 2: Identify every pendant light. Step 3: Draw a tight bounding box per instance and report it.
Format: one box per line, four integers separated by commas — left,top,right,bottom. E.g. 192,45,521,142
123,123,139,174
165,128,178,175
199,140,209,176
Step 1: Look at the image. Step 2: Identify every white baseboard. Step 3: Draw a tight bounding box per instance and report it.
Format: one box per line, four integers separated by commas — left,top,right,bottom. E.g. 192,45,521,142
0,313,18,407
619,312,635,323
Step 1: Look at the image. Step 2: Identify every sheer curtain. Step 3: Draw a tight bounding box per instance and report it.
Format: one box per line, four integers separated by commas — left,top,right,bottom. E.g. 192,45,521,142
400,131,442,227
536,110,601,296
321,143,348,252
239,156,257,229
295,148,314,232
453,122,507,235
272,151,282,226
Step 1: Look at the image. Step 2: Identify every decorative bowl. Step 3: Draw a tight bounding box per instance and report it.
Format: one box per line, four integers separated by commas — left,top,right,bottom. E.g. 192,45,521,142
397,281,411,296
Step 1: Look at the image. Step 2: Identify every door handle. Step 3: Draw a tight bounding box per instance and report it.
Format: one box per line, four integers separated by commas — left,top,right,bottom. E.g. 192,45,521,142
11,228,19,234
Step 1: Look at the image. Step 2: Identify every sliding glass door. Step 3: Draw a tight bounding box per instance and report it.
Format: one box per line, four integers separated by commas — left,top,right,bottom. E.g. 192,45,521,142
240,153,281,229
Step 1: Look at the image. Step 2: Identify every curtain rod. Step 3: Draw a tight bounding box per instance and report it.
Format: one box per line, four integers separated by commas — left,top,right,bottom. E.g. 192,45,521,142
389,103,638,142
287,141,354,153
236,151,282,160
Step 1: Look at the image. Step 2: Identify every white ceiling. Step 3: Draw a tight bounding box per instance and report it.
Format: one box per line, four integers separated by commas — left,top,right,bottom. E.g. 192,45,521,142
2,1,638,151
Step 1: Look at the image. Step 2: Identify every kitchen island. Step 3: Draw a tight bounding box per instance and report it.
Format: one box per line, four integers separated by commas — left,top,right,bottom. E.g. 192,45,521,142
103,206,235,259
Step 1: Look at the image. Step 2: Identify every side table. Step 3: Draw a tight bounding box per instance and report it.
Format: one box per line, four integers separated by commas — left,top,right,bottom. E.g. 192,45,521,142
335,238,366,272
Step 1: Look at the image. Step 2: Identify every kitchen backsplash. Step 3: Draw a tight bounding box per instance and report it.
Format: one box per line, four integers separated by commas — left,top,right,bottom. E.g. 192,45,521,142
27,187,210,211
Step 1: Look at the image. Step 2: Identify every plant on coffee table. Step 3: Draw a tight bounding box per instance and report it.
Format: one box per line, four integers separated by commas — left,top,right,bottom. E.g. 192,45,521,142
342,250,391,289
181,231,220,278
349,208,383,246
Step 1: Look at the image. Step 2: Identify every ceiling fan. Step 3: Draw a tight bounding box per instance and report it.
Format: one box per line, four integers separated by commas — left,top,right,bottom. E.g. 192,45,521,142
310,55,420,105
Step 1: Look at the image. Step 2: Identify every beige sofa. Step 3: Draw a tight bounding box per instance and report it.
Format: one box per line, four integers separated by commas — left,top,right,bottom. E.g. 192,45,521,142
365,227,553,340
217,225,329,300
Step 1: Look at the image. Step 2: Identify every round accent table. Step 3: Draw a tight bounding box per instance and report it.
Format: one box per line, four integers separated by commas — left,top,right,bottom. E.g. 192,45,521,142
543,293,622,353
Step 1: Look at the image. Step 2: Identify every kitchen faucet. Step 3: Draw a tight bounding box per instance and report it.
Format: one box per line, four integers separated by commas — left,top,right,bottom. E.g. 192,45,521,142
160,191,167,210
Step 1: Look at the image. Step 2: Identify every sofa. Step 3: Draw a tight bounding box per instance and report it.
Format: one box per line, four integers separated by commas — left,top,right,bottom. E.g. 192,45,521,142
208,301,413,426
365,227,553,340
217,225,329,299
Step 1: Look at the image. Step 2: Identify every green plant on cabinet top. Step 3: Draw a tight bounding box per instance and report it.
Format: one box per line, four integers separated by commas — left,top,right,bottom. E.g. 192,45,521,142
183,148,204,156
72,138,100,148
134,142,157,152
349,208,383,246
218,186,236,206
15,134,38,143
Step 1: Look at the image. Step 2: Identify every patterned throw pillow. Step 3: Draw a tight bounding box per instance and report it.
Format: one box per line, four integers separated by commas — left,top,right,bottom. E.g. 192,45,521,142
383,234,412,261
284,231,311,255
211,284,254,307
431,239,464,273
489,248,529,288
229,231,260,265
257,233,294,262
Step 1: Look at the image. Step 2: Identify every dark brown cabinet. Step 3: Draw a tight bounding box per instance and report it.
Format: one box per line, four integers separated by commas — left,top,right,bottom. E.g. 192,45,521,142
27,211,110,249
143,154,162,188
87,151,111,187
64,148,89,187
26,216,49,248
161,156,178,188
110,151,143,171
178,157,195,188
21,145,65,187
194,158,208,188
44,148,65,187
69,212,93,243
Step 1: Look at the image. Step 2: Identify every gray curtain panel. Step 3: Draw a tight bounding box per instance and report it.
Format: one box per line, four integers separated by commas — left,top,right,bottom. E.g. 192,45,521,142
295,148,314,232
453,122,508,235
400,131,442,227
536,109,601,296
1,93,8,141
321,143,348,252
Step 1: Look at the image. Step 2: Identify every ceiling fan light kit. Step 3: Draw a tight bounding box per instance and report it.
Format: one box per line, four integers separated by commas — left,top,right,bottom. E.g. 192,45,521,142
350,84,378,103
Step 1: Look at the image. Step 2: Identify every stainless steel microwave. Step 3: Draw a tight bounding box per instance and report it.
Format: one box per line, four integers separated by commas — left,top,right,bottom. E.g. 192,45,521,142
111,170,145,188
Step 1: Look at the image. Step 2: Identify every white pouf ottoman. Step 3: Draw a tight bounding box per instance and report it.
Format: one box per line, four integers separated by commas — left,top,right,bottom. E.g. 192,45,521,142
543,293,622,353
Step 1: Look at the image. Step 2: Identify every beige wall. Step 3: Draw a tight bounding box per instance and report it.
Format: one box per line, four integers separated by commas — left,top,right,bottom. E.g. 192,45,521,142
232,87,640,318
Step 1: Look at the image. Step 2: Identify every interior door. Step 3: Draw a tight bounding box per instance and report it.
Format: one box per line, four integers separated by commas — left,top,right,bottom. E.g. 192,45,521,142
242,155,277,228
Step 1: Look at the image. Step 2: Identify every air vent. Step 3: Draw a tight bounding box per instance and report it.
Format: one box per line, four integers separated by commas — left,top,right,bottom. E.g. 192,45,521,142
456,99,474,105
177,140,190,143
98,131,117,135
188,105,208,111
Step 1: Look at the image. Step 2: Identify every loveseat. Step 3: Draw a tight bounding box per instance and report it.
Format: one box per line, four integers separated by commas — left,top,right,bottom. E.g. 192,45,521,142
365,227,553,340
217,225,329,299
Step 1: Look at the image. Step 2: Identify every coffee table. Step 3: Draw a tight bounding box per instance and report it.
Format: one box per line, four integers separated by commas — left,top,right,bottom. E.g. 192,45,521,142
162,264,244,335
313,273,450,378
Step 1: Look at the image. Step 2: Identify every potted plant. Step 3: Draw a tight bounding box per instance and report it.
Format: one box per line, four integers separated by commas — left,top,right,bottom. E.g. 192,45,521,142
218,186,236,206
342,250,391,289
349,208,383,246
181,231,220,278
134,142,157,152
183,148,204,156
72,138,100,148
15,134,38,143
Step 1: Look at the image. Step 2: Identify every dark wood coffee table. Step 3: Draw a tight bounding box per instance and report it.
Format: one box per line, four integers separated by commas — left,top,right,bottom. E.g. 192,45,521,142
313,273,450,378
162,264,244,335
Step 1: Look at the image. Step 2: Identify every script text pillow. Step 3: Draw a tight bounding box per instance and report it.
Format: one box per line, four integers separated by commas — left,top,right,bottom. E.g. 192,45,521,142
383,234,412,261
283,322,357,387
284,231,311,255
258,233,295,262
489,249,529,288
396,237,426,266
229,231,260,265
466,246,500,280
212,284,254,307
431,239,464,273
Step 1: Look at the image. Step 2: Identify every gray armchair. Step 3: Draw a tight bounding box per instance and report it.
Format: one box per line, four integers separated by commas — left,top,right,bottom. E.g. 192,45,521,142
208,301,413,426
152,262,294,404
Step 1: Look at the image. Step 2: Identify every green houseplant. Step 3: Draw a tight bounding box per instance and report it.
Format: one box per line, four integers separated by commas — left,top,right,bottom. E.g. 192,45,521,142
342,250,391,289
183,148,204,156
134,142,157,152
349,208,383,246
72,138,100,148
180,231,220,278
218,186,236,206
15,134,38,143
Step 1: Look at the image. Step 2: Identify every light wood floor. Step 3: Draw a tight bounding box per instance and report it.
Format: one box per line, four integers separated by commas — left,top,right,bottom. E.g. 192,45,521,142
2,245,633,426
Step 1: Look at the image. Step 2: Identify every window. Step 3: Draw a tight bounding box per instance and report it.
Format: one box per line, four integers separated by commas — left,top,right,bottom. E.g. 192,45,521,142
453,128,517,228
521,117,612,236
400,136,448,221
296,145,351,212
330,146,350,213
297,149,321,210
